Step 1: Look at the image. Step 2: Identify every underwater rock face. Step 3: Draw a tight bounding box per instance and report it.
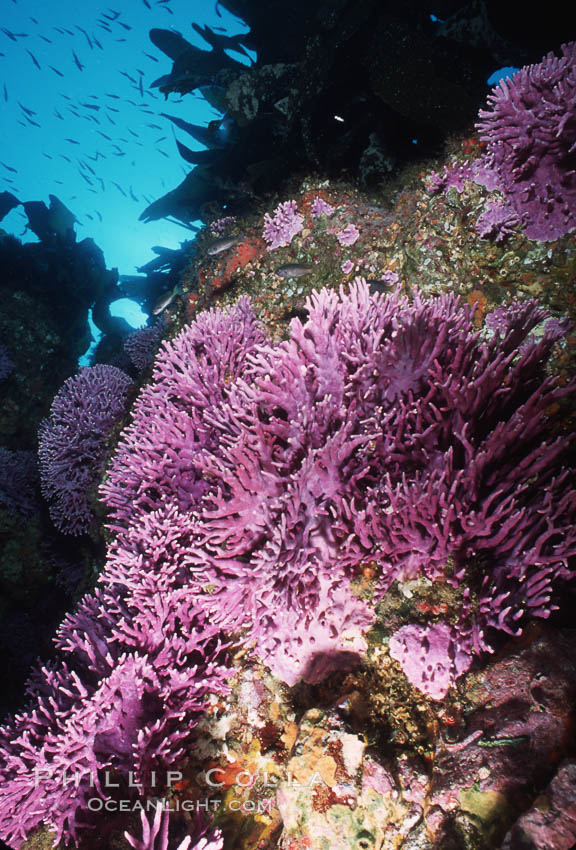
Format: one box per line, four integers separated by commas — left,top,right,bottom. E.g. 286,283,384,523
425,627,576,848
142,0,527,225
0,232,112,448
275,627,576,849
0,450,38,518
0,345,15,382
276,708,423,850
500,759,576,850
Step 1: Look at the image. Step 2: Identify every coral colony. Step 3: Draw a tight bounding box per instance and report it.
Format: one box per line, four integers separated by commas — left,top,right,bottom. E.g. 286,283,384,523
124,323,165,373
310,197,335,217
476,41,576,242
262,200,304,249
125,807,223,850
1,280,575,847
428,42,576,243
38,365,133,535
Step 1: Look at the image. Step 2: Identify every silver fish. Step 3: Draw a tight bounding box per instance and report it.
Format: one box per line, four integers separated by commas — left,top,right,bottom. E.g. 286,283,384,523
206,235,243,256
152,285,179,315
275,263,314,278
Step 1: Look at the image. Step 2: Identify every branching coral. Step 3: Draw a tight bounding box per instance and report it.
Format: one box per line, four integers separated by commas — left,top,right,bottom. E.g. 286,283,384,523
1,283,575,848
104,282,576,692
310,197,335,217
38,365,133,535
100,297,265,527
124,322,164,373
0,499,232,847
262,200,304,249
125,806,223,850
427,162,476,194
103,292,377,684
0,311,252,848
476,41,576,241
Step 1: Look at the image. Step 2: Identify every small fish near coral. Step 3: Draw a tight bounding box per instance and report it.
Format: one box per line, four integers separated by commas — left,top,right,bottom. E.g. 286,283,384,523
152,284,180,315
275,262,314,278
206,234,245,256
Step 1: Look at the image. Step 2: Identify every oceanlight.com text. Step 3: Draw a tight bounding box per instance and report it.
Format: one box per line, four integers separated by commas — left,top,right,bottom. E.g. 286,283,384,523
86,797,276,814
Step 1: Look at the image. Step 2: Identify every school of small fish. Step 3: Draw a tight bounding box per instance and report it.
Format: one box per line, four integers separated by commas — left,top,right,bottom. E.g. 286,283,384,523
0,0,240,249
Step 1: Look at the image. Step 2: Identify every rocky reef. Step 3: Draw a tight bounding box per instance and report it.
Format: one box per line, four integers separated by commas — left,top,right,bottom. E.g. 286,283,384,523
140,0,556,227
1,10,576,850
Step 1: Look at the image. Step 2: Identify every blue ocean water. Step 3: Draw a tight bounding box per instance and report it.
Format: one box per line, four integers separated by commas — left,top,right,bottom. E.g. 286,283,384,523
0,0,251,278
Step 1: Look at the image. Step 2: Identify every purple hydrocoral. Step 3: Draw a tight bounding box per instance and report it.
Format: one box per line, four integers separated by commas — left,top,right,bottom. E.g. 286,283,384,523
262,200,304,249
2,283,575,847
0,501,232,847
124,322,164,372
101,297,265,526
336,223,360,246
101,294,374,685
475,199,521,242
209,215,237,236
104,281,576,692
476,42,576,241
0,306,255,847
208,285,576,691
38,365,133,535
310,197,335,217
427,162,476,194
125,806,223,850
